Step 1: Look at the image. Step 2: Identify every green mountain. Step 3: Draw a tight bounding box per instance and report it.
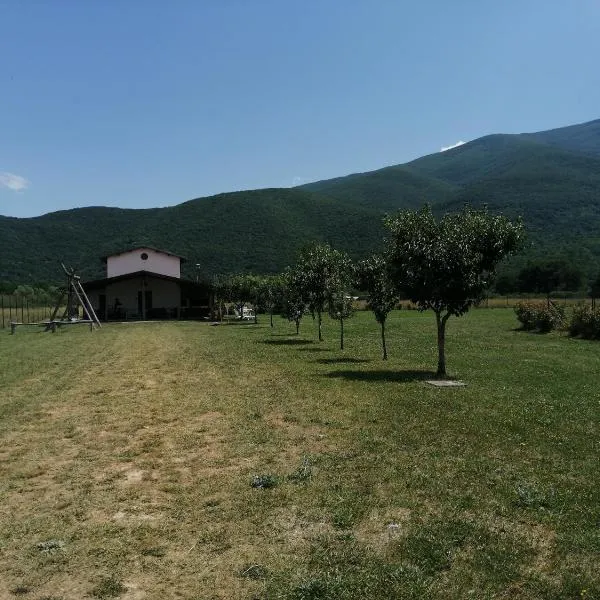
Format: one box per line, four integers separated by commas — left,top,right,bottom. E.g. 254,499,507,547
1,118,599,286
521,118,600,158
0,188,387,284
302,120,600,277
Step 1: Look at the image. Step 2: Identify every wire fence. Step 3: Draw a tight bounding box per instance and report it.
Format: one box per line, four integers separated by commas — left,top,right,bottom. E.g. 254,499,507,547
0,295,55,329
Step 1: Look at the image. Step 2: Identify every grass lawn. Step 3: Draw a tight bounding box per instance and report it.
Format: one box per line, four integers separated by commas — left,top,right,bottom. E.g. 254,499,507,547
0,309,598,599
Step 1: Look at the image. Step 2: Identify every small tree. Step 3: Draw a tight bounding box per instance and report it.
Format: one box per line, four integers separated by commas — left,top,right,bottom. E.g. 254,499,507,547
386,205,523,377
357,255,398,360
290,244,353,341
260,275,285,328
282,268,305,334
229,274,260,322
328,292,354,350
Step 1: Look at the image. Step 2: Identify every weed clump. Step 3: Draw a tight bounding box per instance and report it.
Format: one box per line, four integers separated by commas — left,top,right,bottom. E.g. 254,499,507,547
36,539,65,554
239,563,269,580
91,577,126,598
288,456,313,484
251,474,278,489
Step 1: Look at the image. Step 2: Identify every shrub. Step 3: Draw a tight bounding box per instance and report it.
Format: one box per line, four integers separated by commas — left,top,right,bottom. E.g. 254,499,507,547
514,301,565,333
514,301,540,330
569,304,600,339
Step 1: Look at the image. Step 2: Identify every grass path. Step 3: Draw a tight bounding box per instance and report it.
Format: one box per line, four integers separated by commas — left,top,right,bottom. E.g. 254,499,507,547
0,312,598,599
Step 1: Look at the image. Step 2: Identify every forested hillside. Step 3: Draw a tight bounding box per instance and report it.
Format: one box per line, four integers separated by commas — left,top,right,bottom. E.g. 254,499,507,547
1,118,599,286
0,189,387,284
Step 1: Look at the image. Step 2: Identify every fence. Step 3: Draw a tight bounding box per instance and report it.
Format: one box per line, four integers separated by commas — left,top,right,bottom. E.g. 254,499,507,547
0,295,55,329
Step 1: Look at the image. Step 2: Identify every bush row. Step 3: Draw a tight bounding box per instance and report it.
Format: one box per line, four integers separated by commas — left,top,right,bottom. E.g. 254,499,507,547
515,301,600,339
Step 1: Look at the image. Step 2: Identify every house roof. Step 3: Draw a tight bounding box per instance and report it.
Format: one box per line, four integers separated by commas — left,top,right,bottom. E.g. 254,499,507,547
101,246,187,263
83,270,209,290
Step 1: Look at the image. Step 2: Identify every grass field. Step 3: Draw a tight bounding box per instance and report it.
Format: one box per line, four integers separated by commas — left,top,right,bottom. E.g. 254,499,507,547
0,310,598,599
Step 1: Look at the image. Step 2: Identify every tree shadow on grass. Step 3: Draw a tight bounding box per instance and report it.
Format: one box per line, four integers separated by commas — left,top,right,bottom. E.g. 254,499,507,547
299,346,328,352
315,357,371,365
323,369,436,383
260,338,313,346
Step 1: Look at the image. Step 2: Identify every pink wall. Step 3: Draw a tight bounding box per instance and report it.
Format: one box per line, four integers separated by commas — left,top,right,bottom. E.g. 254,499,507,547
107,248,181,278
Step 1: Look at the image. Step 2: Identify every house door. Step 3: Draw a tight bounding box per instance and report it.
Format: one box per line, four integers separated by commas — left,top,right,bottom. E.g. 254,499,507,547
137,290,153,319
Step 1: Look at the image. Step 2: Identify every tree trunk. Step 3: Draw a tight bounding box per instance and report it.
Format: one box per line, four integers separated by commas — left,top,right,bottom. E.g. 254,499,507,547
318,310,322,341
270,309,273,328
340,318,344,350
295,318,300,335
380,320,387,360
435,310,450,377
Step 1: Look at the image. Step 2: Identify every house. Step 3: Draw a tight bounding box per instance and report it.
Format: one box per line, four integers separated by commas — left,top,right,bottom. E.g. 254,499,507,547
83,247,212,320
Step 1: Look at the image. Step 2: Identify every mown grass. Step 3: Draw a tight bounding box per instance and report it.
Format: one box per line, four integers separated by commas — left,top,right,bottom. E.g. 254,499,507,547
0,310,598,599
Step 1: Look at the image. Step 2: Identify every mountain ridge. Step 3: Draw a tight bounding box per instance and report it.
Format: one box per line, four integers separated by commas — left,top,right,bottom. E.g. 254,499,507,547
1,117,600,285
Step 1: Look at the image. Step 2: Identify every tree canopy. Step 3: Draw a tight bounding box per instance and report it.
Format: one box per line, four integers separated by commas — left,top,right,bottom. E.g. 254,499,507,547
386,205,523,375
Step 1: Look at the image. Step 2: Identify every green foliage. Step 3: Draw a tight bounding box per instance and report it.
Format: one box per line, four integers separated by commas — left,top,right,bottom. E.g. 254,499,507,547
328,291,354,350
357,254,398,359
289,244,354,341
517,259,583,295
568,303,600,339
514,301,566,332
357,255,397,325
386,205,523,375
386,206,524,317
282,268,306,334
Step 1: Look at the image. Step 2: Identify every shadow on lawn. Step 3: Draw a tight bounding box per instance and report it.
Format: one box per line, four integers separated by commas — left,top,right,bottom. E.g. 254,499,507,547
261,338,313,346
324,369,435,383
315,357,371,365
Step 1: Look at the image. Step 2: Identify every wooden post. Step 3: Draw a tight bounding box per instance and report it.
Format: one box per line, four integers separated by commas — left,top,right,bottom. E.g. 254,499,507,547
11,321,16,335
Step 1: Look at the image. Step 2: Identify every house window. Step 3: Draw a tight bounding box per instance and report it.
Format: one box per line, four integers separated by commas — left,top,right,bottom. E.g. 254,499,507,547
141,252,148,260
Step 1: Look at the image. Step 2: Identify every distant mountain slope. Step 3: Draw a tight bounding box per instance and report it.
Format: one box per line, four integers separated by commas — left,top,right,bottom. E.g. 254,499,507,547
300,164,458,211
0,188,388,283
1,117,600,285
521,118,600,158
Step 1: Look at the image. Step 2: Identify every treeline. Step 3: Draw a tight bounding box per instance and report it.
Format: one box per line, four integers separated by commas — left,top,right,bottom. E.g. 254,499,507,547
493,259,600,298
0,283,60,304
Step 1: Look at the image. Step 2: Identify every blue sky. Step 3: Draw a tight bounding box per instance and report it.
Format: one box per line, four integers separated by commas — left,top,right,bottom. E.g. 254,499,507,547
1,1,599,218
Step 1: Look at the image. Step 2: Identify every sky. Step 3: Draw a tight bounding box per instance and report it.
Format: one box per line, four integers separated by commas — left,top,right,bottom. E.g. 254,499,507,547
1,1,599,218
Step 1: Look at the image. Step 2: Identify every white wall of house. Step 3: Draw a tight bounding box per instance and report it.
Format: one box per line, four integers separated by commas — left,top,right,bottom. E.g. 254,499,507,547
106,248,181,279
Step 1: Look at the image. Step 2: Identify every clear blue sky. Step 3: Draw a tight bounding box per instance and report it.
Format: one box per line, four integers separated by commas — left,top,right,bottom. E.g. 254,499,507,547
1,1,599,218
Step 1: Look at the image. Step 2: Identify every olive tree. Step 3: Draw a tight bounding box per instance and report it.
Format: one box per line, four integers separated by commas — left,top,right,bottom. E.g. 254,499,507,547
259,274,285,328
328,291,354,350
282,268,306,334
386,206,523,377
290,244,353,341
357,254,398,360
